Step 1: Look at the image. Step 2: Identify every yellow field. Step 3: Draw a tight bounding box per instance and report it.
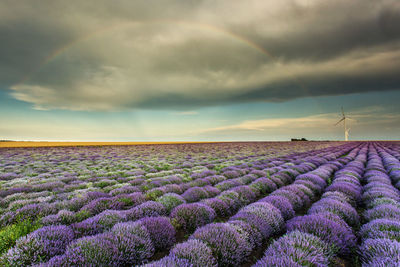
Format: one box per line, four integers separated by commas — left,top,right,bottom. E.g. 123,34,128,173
0,141,216,148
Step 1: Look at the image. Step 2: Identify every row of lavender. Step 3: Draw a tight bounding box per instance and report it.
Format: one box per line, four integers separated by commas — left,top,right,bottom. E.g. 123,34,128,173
139,144,364,266
2,142,399,266
143,142,400,267
357,144,400,266
0,142,332,226
40,146,358,265
254,144,367,266
0,142,340,232
253,142,400,267
0,143,355,266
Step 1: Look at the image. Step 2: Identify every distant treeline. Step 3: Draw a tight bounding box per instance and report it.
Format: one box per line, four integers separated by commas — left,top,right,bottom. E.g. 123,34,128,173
0,140,14,142
291,138,308,141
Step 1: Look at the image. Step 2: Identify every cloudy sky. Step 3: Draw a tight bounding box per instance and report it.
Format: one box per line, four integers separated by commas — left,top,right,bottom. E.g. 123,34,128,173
1,0,399,141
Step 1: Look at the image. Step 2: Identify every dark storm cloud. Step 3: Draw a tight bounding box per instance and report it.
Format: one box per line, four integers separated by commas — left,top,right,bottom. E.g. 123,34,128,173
239,1,400,62
1,0,400,111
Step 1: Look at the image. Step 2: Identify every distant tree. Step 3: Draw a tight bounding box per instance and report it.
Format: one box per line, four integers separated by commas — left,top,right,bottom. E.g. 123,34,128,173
291,138,308,141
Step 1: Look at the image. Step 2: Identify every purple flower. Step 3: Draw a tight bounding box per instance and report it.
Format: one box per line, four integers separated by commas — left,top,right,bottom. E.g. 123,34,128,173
190,223,251,266
259,195,295,220
222,170,240,179
359,238,400,264
202,185,221,198
227,220,263,249
110,185,141,196
169,239,217,267
293,180,322,195
269,175,285,188
216,191,242,212
71,219,101,238
364,170,389,180
249,177,278,195
364,182,397,192
2,225,74,266
188,179,210,188
56,210,76,225
286,213,356,255
361,257,400,267
321,191,355,207
237,174,258,184
110,222,155,265
271,172,293,185
362,188,400,204
270,189,303,211
231,202,284,239
201,198,230,217
182,187,209,203
125,201,167,221
202,175,227,185
231,185,257,205
249,170,267,177
364,204,400,222
367,197,400,209
142,255,193,267
138,217,176,250
283,184,313,207
366,175,392,185
295,173,327,191
359,219,400,241
162,184,184,194
334,176,361,186
0,172,19,181
41,214,61,226
72,210,126,237
111,221,150,240
262,231,332,267
215,180,244,191
308,198,359,226
80,197,113,216
170,203,216,234
156,193,186,213
54,233,119,266
16,203,57,221
85,191,111,200
0,187,32,198
326,182,361,202
253,255,302,267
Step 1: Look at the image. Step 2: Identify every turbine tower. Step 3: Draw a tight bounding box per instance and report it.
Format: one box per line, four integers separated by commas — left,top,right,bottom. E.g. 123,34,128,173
335,107,349,141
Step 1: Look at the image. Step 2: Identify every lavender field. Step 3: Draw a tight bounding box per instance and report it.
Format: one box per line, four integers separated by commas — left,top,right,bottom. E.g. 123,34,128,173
0,142,399,267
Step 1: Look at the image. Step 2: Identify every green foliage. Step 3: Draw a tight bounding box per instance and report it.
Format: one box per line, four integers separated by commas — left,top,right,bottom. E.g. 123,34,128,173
94,180,116,189
181,173,192,183
74,210,91,222
116,197,134,207
140,183,156,192
156,194,185,213
154,163,171,171
0,219,42,256
213,165,225,172
145,189,165,201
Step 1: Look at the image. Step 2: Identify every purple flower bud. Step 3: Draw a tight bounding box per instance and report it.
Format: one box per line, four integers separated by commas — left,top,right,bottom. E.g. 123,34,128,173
190,223,251,266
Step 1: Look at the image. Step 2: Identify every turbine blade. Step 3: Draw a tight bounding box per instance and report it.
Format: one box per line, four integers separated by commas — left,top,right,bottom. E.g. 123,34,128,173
334,117,345,126
341,107,345,117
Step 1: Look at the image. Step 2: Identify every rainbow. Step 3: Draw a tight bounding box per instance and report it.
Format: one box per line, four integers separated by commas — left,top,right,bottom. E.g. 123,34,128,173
15,19,307,91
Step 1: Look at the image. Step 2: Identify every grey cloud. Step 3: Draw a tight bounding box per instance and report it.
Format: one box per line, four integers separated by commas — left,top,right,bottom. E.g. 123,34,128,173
1,0,400,110
193,108,400,141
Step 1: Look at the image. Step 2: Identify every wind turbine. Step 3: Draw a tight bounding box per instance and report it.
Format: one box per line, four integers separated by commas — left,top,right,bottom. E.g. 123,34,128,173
335,107,350,141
